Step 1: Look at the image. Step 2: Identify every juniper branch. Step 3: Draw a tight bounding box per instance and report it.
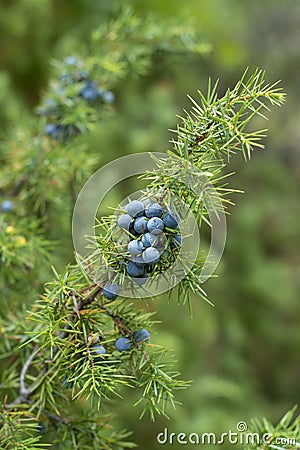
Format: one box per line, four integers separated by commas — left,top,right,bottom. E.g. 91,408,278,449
0,66,286,447
5,282,103,408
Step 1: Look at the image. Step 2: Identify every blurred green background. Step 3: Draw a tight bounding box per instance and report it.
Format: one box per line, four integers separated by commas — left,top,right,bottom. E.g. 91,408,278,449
0,0,299,448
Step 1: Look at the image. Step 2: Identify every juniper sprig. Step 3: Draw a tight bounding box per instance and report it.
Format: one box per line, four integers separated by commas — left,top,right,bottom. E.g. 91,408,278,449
0,10,289,449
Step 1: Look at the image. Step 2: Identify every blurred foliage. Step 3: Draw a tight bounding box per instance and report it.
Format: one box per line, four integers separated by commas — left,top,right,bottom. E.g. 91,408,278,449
0,0,299,449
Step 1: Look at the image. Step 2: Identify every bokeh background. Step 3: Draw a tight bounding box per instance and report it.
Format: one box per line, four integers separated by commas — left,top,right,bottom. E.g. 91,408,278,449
0,1,299,449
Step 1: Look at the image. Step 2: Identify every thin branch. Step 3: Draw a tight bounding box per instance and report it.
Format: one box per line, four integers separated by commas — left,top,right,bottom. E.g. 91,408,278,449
5,286,103,408
20,345,39,396
96,302,132,335
6,345,39,407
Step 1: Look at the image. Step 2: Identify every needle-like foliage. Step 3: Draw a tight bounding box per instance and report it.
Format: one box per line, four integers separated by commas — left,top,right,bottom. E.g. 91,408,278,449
0,8,290,450
246,406,300,450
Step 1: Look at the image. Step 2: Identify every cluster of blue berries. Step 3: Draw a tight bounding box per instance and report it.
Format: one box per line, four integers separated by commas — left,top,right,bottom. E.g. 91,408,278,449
98,199,182,303
39,55,115,141
90,329,150,359
1,200,13,213
118,199,182,284
89,198,180,357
